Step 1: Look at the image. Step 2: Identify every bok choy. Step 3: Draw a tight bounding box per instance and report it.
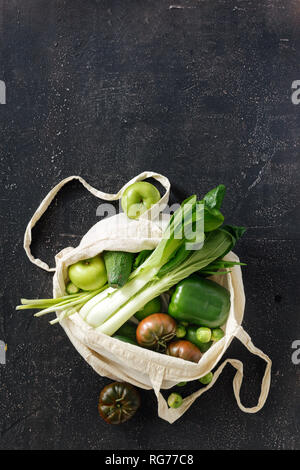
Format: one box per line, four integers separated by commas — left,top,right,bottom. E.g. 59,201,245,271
79,195,205,327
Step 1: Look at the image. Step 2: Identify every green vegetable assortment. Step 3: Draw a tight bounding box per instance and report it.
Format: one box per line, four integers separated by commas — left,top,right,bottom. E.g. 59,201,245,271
17,179,246,422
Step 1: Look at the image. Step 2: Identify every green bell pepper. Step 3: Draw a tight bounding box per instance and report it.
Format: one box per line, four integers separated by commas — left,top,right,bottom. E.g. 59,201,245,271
168,275,230,328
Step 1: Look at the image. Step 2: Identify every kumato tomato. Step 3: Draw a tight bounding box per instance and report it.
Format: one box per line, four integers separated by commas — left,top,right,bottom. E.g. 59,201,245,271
136,313,177,352
166,340,202,363
98,382,140,424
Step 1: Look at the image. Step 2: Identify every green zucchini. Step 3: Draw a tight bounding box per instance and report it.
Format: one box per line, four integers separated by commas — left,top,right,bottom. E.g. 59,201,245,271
103,251,135,288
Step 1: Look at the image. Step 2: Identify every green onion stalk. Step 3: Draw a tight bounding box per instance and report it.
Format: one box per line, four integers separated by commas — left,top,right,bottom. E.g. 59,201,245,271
16,286,107,323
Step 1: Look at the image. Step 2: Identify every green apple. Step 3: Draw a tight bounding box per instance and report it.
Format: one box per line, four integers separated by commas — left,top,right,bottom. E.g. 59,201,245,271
68,255,107,291
121,181,161,219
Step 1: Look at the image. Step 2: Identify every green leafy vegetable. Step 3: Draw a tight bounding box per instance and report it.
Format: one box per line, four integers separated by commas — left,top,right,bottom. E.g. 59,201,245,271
203,184,226,210
198,259,246,277
133,250,153,270
200,184,226,232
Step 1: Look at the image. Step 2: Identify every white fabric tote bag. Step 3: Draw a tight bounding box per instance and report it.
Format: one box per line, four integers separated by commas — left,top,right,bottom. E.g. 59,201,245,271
23,171,271,423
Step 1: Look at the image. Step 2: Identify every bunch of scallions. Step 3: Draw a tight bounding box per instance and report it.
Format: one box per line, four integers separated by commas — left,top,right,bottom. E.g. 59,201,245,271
17,188,245,336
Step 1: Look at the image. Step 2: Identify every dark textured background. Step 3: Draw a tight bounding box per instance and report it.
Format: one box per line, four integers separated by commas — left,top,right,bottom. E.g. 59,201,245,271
0,0,299,450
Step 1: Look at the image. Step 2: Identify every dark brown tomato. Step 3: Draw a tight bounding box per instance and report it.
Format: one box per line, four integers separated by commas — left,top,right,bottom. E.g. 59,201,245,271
166,340,202,363
136,313,177,352
98,382,140,424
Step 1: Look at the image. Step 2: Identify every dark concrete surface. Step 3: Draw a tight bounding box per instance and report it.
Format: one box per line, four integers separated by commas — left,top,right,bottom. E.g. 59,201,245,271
0,0,300,450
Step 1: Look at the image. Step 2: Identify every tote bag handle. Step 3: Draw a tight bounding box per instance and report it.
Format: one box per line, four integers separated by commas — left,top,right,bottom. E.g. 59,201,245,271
149,325,272,424
23,171,171,272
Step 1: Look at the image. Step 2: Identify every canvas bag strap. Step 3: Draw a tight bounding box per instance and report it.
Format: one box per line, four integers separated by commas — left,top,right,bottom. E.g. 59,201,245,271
149,325,272,424
23,171,171,272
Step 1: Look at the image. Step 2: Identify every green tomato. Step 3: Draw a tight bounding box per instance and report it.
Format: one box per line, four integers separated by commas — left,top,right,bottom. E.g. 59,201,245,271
121,182,161,219
135,297,161,321
196,327,212,343
176,325,186,338
211,328,225,341
199,372,213,385
66,281,81,295
186,326,213,353
68,255,107,291
168,393,183,409
176,381,187,387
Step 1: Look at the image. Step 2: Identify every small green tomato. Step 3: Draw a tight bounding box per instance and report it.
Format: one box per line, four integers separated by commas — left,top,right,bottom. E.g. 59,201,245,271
211,328,225,341
176,325,186,338
66,281,81,295
180,321,189,327
196,327,212,343
176,381,187,387
199,372,213,385
167,393,183,409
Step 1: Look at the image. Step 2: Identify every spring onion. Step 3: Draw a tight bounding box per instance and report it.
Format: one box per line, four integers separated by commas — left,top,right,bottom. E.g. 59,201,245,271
16,286,107,323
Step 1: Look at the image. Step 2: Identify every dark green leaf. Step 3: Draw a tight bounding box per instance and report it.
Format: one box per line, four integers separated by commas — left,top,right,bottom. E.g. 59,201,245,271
133,250,153,270
203,184,226,210
204,206,224,232
219,225,246,257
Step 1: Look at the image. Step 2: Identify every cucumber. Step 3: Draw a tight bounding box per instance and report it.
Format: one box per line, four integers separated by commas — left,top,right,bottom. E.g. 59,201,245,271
103,251,135,288
133,250,153,270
